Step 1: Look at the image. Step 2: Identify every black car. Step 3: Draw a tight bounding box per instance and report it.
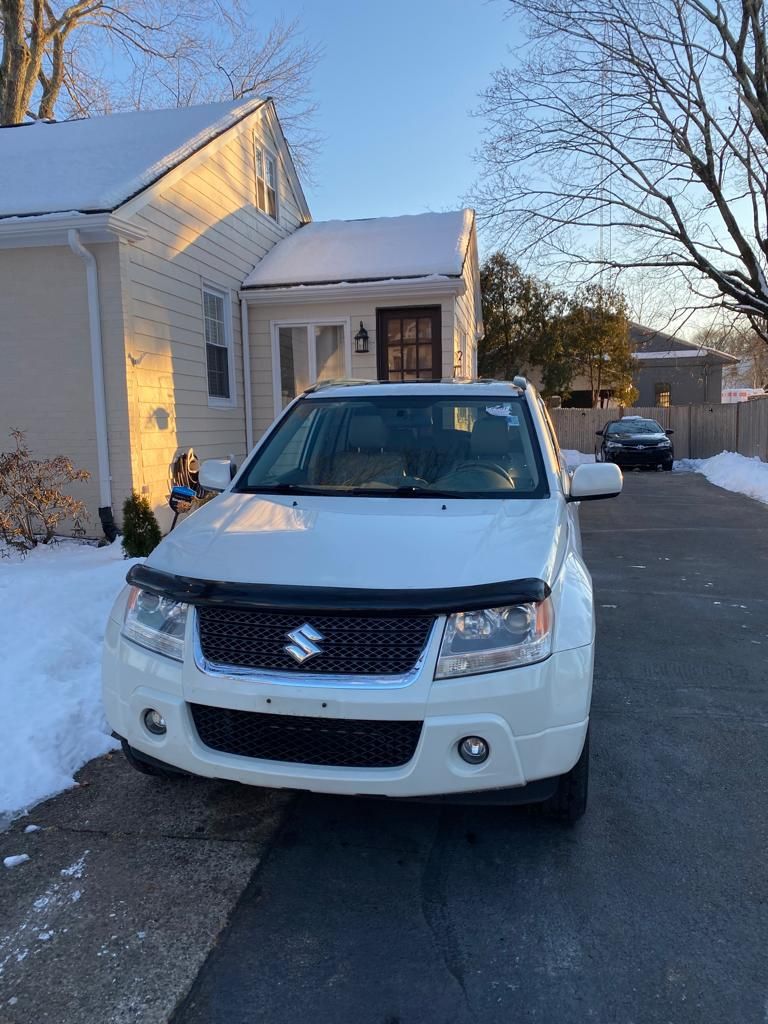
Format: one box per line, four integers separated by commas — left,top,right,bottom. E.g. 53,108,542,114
596,417,674,470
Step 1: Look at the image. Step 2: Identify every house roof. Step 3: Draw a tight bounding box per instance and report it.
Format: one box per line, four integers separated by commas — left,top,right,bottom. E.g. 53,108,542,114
242,210,475,289
0,98,267,219
629,322,738,364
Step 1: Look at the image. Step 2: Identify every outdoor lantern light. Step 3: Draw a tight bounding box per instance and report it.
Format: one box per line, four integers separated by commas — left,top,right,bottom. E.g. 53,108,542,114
354,321,369,354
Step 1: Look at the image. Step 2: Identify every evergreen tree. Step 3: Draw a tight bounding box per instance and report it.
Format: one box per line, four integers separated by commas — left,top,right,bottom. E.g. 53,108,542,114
122,492,162,559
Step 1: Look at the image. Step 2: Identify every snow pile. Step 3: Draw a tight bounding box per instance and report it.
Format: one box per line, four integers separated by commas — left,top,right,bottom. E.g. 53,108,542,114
0,97,262,217
0,541,137,817
563,450,596,469
676,451,768,504
243,210,473,288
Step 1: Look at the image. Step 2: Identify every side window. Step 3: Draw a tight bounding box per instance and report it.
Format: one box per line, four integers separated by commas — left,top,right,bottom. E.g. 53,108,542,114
254,136,278,220
655,383,671,407
203,286,234,405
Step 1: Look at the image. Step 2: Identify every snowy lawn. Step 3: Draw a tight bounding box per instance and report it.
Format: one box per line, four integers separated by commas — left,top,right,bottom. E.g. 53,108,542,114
0,541,137,818
563,450,596,469
675,451,768,505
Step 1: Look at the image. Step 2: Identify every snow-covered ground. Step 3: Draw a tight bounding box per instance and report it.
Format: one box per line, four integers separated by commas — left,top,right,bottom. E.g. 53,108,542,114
563,450,596,469
0,541,137,819
675,451,768,505
564,445,768,505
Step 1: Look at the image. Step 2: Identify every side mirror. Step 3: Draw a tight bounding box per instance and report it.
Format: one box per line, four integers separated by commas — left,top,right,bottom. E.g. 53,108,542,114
199,458,233,493
568,463,623,502
665,429,674,435
595,430,603,436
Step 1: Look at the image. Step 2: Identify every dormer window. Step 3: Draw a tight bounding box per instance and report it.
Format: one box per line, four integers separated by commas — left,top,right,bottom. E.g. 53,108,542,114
254,140,278,220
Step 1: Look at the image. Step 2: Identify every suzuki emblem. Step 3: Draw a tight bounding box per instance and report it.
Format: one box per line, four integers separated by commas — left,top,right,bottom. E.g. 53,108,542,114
285,623,325,664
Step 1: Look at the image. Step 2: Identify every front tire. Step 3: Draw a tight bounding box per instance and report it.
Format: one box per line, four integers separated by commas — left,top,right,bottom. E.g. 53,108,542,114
120,738,188,779
663,461,673,471
541,727,589,823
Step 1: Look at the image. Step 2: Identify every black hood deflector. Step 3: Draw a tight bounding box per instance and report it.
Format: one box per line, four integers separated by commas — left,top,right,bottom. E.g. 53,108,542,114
126,564,550,615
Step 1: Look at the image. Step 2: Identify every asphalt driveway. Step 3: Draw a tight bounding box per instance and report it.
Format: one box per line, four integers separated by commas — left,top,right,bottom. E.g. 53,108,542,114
173,470,768,1024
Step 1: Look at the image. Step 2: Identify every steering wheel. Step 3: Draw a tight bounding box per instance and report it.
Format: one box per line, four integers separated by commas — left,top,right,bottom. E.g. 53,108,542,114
450,461,516,486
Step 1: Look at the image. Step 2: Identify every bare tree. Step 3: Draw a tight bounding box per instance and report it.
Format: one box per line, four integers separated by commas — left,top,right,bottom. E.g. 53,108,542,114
694,313,768,384
0,2,320,167
476,0,768,343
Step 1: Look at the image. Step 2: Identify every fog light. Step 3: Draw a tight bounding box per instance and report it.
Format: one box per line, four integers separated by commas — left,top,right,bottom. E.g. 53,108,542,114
458,736,489,765
143,708,167,735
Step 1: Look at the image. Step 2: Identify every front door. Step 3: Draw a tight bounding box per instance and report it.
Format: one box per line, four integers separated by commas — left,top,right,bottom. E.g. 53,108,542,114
376,307,442,381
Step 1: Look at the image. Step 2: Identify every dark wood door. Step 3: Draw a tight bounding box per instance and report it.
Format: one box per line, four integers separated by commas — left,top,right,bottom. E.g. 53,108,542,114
376,307,442,381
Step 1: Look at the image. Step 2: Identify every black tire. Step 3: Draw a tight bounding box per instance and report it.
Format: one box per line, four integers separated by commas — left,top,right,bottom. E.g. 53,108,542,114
541,728,589,823
663,462,673,471
120,738,188,779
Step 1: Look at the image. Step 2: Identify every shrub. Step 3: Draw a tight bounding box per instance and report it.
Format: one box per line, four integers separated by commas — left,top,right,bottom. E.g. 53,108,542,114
0,430,90,550
122,492,162,558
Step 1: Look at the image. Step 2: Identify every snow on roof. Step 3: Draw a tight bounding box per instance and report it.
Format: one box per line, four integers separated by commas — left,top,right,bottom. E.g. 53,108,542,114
634,348,738,362
242,210,474,288
0,98,265,218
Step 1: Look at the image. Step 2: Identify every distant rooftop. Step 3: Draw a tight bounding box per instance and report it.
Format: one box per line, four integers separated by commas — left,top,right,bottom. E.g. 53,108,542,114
0,98,265,219
242,210,475,289
630,322,738,363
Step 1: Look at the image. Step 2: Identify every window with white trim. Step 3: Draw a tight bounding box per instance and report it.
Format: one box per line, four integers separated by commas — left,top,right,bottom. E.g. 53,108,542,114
254,138,278,220
273,321,350,412
203,286,233,403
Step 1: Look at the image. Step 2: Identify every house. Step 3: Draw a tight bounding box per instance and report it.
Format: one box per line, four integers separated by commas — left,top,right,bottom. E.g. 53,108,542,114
0,99,482,537
629,323,738,407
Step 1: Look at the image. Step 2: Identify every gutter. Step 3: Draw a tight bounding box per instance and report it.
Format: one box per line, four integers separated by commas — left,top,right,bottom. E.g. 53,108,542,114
240,298,254,452
67,229,118,542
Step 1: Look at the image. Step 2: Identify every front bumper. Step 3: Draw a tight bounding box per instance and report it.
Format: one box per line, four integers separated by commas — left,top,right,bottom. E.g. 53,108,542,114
605,446,673,467
102,617,593,799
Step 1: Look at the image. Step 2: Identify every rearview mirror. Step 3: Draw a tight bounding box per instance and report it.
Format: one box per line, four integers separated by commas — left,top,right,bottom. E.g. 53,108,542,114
568,463,623,502
199,458,234,493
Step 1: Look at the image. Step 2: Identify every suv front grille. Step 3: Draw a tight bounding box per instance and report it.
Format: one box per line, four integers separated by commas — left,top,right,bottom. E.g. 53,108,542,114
190,704,423,768
196,607,434,676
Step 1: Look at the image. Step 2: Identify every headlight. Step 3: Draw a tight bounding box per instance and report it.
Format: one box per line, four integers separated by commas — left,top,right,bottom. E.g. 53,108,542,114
122,587,188,661
435,599,553,679
605,441,622,449
658,439,671,447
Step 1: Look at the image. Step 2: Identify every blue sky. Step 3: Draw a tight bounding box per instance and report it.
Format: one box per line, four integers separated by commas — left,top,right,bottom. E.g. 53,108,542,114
275,0,516,228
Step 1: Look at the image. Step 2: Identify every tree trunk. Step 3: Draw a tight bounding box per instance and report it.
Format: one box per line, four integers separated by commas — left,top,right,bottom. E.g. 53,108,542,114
0,0,33,124
0,0,48,125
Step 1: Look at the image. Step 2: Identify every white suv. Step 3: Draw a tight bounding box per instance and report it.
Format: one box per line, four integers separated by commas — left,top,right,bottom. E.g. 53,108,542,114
102,380,621,821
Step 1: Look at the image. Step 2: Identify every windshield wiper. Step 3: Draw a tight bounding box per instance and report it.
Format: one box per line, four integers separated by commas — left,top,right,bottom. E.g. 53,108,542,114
346,485,467,499
237,482,326,495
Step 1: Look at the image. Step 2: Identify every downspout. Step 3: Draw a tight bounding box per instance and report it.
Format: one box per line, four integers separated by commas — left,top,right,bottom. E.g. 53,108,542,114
240,297,254,452
67,229,117,542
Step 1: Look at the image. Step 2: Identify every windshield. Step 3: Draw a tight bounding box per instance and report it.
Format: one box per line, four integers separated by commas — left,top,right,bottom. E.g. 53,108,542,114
235,395,549,499
607,419,664,435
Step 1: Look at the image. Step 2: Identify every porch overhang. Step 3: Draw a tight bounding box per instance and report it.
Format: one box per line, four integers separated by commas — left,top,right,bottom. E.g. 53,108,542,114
239,274,466,305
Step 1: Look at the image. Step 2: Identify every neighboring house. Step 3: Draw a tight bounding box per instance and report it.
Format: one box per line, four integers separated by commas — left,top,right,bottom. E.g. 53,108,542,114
629,323,738,407
0,99,482,537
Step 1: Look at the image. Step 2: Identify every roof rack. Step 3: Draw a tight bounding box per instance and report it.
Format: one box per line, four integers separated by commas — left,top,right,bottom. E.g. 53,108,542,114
300,377,531,397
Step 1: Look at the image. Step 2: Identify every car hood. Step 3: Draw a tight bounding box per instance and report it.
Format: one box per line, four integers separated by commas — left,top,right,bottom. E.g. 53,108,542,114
147,493,568,591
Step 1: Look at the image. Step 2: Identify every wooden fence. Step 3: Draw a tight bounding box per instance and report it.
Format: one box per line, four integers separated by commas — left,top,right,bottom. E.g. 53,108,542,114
550,398,768,461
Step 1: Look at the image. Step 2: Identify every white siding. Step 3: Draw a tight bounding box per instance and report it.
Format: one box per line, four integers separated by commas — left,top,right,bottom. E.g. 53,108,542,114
0,242,132,537
453,225,481,377
123,112,305,523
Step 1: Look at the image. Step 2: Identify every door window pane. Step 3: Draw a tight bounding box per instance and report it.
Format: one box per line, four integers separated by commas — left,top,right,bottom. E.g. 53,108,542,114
387,321,401,342
418,317,432,339
314,325,345,382
403,319,417,340
279,326,309,406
